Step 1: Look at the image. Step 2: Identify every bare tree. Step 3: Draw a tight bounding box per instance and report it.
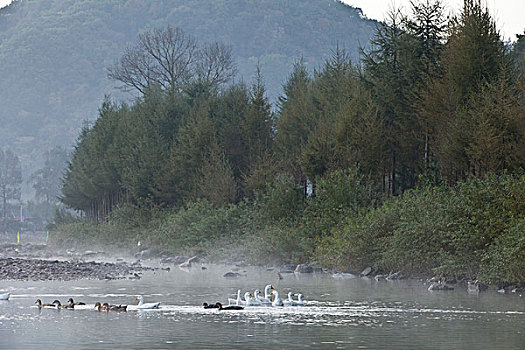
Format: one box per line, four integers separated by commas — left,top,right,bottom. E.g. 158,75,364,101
196,42,237,88
108,26,236,94
108,26,197,94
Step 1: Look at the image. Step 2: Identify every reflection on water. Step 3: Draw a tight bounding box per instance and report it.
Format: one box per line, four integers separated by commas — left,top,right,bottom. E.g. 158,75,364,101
1,265,524,349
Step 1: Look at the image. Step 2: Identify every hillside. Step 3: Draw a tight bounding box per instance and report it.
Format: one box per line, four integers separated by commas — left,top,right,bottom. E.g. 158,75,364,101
0,0,377,186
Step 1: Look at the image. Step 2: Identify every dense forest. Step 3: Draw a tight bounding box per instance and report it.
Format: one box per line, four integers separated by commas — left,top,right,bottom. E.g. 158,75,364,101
55,1,524,284
0,0,376,188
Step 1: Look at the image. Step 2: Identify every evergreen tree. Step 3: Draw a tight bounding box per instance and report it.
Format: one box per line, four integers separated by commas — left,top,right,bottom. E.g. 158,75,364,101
244,64,274,166
61,99,125,220
197,140,237,206
362,8,422,195
424,0,510,180
275,60,315,191
463,69,525,175
300,48,356,182
213,83,251,193
407,0,447,173
241,64,275,198
0,148,22,221
30,146,69,218
167,102,217,203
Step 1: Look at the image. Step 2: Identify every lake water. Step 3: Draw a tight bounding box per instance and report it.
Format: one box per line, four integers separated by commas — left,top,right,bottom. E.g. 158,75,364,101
0,264,524,349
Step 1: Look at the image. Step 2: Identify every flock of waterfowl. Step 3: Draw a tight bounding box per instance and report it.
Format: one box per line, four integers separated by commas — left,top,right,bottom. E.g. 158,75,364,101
33,295,160,311
29,285,304,313
203,284,304,311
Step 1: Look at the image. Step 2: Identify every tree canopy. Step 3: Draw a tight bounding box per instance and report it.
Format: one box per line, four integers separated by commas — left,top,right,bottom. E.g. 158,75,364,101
0,0,377,186
61,1,525,221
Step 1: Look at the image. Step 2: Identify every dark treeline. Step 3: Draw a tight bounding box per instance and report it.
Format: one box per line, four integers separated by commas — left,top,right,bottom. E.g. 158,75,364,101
57,1,525,284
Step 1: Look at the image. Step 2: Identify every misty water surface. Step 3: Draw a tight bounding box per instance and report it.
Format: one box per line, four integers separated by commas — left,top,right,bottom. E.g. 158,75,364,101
1,265,524,349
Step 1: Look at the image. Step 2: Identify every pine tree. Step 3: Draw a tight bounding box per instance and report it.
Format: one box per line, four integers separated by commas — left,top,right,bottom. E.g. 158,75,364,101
362,7,422,195
0,148,22,221
407,0,447,173
244,64,274,166
274,60,315,190
197,140,237,206
425,0,510,181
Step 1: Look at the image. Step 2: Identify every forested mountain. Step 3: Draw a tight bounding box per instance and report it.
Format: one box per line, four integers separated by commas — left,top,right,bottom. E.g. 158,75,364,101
0,0,377,183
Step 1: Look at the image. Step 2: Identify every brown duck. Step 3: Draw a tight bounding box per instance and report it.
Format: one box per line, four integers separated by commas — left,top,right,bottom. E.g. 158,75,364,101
67,298,86,306
53,300,74,309
35,299,56,308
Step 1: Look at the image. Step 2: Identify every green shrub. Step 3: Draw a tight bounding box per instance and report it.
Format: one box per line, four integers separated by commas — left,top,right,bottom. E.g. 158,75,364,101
258,174,305,221
317,173,525,282
481,220,525,284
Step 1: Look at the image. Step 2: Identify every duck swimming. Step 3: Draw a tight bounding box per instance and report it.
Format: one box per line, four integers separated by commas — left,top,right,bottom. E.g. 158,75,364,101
216,302,244,311
67,298,85,306
203,302,219,309
103,302,127,312
114,304,128,311
53,300,74,309
35,299,56,308
94,302,108,311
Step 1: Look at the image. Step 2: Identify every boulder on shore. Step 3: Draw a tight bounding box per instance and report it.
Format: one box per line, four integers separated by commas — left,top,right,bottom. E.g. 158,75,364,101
294,264,313,273
428,282,454,291
134,249,153,260
360,266,372,277
331,272,357,279
386,271,402,280
160,256,188,265
279,264,296,273
223,272,244,278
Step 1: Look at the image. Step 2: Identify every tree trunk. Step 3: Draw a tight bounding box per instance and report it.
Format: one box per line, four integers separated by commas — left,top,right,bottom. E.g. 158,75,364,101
391,149,396,196
2,186,6,220
424,128,429,173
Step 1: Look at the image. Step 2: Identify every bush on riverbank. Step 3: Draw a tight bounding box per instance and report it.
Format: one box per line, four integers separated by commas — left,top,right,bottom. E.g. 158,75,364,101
52,172,525,285
52,169,371,263
317,172,525,285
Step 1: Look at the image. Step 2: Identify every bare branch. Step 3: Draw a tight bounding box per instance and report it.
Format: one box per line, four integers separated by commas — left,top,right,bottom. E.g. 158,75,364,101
108,26,201,94
196,42,237,88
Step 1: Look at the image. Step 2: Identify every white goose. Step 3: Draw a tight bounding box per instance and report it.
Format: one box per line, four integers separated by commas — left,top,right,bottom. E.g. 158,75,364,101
242,292,252,306
233,290,252,306
250,290,262,306
261,284,273,304
135,295,160,309
282,292,294,306
271,290,283,307
293,293,304,306
228,290,242,306
0,292,10,301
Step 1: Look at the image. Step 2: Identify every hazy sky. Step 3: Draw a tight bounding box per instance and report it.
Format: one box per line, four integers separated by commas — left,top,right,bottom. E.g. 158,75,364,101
0,0,522,40
344,0,524,40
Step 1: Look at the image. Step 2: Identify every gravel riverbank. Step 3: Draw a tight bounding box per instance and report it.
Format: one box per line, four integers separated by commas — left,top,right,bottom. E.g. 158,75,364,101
0,242,151,281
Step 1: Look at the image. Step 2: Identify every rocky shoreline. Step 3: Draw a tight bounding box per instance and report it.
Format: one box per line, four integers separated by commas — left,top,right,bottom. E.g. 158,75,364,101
0,242,153,281
1,242,523,296
0,257,146,281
